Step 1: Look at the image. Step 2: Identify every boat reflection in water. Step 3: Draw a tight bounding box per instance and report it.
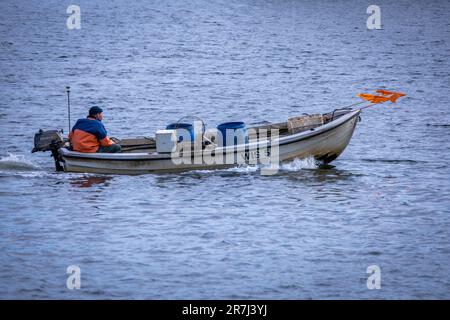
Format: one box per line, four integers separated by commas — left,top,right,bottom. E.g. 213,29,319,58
69,175,113,188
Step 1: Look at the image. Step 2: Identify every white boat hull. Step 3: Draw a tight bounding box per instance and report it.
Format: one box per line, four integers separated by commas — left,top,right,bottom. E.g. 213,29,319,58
59,110,361,174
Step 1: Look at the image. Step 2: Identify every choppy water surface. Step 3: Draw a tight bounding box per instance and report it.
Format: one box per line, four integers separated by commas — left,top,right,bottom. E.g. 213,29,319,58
0,0,449,299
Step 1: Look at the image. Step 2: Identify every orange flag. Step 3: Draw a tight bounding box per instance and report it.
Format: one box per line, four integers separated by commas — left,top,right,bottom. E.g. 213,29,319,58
357,93,391,104
376,90,406,103
376,90,393,95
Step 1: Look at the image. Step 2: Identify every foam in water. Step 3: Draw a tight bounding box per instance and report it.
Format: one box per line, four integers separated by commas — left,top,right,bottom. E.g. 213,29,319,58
0,153,41,171
186,157,319,175
280,157,319,171
186,164,259,174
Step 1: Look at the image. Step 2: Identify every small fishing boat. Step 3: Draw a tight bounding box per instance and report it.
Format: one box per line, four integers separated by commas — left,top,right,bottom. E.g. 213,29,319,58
31,90,405,175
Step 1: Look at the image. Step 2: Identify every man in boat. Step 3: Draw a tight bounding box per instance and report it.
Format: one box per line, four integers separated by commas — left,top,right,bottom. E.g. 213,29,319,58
69,106,121,153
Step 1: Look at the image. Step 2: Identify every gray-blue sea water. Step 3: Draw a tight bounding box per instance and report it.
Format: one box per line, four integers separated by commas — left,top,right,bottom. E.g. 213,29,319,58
0,0,449,299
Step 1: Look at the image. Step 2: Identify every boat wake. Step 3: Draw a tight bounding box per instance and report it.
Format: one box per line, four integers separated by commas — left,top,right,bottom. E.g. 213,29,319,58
187,157,320,175
279,157,320,171
0,153,42,172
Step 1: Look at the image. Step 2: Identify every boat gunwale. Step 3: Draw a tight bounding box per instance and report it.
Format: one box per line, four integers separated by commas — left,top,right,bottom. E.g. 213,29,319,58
59,109,361,162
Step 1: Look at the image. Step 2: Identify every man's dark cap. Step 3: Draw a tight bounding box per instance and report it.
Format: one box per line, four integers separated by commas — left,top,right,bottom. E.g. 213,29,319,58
89,106,103,116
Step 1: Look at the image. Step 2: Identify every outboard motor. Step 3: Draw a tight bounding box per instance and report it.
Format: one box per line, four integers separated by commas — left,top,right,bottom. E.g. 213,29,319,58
32,129,65,153
32,129,66,171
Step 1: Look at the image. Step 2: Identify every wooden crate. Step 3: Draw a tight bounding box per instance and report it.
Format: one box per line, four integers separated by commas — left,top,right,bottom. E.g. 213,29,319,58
287,114,324,134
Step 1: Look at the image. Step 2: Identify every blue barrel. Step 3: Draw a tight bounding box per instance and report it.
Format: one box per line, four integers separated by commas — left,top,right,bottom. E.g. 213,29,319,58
166,123,194,142
216,121,248,147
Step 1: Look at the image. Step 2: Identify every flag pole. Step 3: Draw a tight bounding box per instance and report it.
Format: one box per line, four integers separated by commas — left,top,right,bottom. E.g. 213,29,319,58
358,102,382,110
